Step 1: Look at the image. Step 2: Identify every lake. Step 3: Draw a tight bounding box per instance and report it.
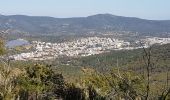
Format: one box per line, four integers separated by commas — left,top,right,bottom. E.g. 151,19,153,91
6,39,30,48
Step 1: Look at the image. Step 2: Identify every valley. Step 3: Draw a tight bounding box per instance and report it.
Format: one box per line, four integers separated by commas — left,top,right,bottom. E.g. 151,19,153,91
1,13,170,100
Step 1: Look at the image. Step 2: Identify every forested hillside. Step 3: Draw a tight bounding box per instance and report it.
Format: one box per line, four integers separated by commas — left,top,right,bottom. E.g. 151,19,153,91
1,14,170,36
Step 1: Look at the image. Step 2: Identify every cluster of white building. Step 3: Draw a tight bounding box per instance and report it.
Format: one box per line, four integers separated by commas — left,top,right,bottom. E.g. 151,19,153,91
134,37,170,48
10,37,130,60
141,37,170,46
10,37,170,61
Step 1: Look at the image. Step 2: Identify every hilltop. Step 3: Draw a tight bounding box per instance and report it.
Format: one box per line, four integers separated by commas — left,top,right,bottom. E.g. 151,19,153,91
0,14,170,37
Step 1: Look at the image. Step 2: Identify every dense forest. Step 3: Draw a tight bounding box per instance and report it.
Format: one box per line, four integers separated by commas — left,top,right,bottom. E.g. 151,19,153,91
1,37,170,100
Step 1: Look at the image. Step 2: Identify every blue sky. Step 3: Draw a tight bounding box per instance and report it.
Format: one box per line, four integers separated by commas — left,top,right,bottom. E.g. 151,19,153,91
0,0,169,20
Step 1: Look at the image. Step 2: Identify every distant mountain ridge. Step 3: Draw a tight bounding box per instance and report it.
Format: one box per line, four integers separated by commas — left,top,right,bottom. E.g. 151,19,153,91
0,14,170,35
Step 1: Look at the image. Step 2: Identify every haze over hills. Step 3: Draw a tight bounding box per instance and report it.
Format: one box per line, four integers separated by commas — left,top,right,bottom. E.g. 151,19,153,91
0,14,170,36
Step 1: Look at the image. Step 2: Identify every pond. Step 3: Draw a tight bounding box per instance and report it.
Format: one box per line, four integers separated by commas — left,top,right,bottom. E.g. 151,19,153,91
6,39,30,48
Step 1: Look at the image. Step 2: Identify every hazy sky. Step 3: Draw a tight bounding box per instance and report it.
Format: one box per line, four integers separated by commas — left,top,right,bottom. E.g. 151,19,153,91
0,0,169,20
